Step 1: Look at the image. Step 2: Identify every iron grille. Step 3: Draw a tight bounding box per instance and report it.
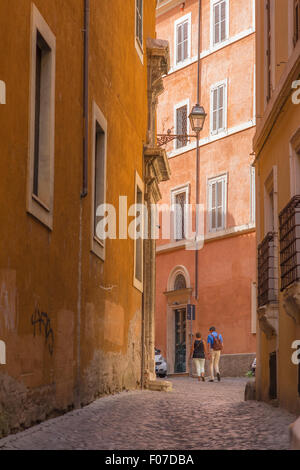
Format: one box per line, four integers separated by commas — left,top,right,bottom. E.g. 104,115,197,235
257,232,277,307
279,195,300,290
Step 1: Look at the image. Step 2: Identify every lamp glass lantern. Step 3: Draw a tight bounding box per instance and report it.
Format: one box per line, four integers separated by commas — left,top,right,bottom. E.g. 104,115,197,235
189,104,207,133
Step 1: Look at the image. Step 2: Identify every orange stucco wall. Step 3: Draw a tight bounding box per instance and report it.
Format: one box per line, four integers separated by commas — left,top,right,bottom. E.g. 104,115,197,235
155,0,257,368
0,0,157,435
254,0,300,413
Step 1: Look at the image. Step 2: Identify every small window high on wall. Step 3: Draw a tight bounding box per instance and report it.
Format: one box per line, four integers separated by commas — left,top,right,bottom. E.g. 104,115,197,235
174,13,191,66
208,174,227,232
27,5,56,229
212,0,228,46
210,80,227,135
171,185,189,241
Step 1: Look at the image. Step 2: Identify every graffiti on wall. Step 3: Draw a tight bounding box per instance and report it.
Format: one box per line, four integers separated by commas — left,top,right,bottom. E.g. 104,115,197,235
0,340,6,364
31,308,54,355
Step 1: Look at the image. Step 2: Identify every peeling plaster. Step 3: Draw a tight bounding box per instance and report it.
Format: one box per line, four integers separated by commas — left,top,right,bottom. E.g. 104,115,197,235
0,270,17,332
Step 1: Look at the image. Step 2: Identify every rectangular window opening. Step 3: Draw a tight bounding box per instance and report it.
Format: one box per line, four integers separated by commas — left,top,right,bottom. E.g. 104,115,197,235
208,175,227,232
94,122,105,244
33,31,52,206
136,0,143,49
213,0,227,45
211,83,226,134
176,105,188,149
176,20,189,64
135,186,143,284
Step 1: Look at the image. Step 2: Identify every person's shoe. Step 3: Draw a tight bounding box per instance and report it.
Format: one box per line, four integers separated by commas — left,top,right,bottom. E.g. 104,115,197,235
217,373,221,382
197,376,201,382
209,379,214,382
201,376,205,382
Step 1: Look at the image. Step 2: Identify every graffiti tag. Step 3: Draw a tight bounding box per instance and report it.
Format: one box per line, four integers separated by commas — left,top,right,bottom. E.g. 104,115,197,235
31,308,54,356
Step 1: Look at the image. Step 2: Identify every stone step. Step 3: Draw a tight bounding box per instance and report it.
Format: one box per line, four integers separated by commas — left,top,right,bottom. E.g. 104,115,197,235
147,380,173,392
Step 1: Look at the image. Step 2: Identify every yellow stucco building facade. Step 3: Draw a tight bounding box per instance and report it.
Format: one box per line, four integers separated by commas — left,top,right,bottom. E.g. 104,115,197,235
0,0,170,436
254,0,300,416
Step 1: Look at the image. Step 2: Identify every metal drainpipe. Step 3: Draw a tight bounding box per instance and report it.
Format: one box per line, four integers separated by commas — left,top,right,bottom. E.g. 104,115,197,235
75,0,89,409
195,0,201,300
81,0,89,198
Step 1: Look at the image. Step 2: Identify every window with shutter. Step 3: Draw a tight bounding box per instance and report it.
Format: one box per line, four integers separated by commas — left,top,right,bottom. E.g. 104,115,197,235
175,192,186,240
176,19,189,64
211,82,226,134
294,0,300,46
213,0,227,46
136,0,143,48
171,185,189,241
208,175,227,232
176,105,188,149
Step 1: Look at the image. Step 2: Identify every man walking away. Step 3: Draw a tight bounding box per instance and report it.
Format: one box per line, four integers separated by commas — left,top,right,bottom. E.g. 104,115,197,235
207,327,223,382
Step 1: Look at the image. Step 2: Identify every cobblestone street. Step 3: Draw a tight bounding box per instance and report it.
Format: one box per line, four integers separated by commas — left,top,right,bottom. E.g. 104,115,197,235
0,377,297,450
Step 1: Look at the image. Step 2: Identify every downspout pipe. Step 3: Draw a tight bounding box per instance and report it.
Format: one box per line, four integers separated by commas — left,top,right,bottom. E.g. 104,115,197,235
81,0,89,198
195,0,201,300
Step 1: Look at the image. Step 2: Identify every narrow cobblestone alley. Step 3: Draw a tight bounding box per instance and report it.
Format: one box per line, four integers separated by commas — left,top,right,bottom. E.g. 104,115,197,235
0,378,297,450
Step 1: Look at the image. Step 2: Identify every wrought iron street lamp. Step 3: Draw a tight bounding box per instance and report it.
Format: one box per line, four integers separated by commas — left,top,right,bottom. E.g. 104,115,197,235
189,104,207,133
156,105,206,147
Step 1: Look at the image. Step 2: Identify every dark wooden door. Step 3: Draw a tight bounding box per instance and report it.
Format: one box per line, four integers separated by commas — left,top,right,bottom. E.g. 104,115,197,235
174,309,186,373
269,351,277,400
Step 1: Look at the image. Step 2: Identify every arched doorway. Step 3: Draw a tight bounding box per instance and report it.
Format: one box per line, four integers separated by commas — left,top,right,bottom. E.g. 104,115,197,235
164,266,192,374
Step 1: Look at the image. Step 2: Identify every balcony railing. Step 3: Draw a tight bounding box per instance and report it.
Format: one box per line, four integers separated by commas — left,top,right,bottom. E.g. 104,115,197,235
258,232,277,307
279,195,300,291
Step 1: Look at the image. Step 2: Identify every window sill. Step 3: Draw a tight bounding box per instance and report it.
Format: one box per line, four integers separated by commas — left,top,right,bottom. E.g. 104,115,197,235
91,236,105,261
32,193,50,212
135,37,144,65
133,277,143,293
205,223,255,242
27,194,53,230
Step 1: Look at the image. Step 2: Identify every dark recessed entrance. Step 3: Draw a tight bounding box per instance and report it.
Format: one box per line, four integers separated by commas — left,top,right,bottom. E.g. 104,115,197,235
174,308,186,373
269,351,277,400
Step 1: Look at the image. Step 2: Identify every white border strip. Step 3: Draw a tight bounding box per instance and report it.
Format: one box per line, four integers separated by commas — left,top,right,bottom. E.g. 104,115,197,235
168,119,256,159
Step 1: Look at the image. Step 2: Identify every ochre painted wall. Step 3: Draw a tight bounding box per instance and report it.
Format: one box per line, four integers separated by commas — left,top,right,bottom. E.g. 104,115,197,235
254,0,300,414
0,0,157,435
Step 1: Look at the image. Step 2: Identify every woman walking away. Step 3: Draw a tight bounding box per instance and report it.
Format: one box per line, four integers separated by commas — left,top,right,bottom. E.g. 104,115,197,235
190,332,207,382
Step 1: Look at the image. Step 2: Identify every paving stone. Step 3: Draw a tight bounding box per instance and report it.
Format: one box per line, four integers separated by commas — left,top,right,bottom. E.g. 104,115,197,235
0,377,297,450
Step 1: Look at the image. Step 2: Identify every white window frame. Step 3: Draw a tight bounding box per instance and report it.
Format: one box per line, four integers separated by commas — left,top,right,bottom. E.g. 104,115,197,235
173,98,190,150
174,13,192,67
133,171,144,292
135,0,144,64
250,166,256,225
210,79,228,135
210,0,229,48
91,102,108,261
207,173,228,233
171,183,190,242
27,4,56,230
